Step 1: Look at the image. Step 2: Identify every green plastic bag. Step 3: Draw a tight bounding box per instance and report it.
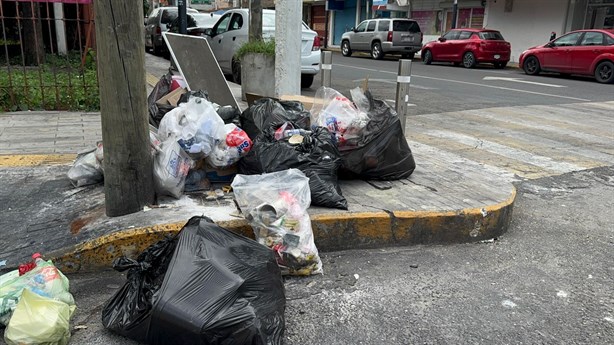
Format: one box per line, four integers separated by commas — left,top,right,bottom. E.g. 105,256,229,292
0,260,74,326
4,289,76,345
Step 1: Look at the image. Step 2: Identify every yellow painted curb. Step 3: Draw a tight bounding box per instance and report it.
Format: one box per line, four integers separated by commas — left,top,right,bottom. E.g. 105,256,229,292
0,154,76,167
52,188,516,273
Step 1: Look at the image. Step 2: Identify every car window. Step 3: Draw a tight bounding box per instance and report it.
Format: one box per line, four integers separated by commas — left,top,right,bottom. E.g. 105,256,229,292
607,34,614,45
479,31,504,40
442,30,460,40
366,21,376,32
580,32,604,46
458,31,472,40
393,20,420,33
213,13,232,35
229,13,243,31
161,10,178,25
377,20,390,32
552,32,582,47
193,14,219,28
263,12,275,27
355,21,367,32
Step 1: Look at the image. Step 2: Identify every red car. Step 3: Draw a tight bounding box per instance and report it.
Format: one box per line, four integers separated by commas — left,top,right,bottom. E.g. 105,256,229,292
519,29,614,84
422,28,511,69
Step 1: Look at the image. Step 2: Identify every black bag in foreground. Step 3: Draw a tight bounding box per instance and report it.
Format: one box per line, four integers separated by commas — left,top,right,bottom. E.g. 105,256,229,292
239,126,348,210
102,216,286,345
240,98,310,140
340,93,416,180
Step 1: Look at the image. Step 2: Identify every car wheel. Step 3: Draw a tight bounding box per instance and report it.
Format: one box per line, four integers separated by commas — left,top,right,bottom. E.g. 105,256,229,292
523,56,541,75
594,60,614,84
341,40,352,57
371,42,384,60
232,58,242,84
301,74,314,89
462,52,476,68
422,50,433,65
401,52,415,59
494,62,507,69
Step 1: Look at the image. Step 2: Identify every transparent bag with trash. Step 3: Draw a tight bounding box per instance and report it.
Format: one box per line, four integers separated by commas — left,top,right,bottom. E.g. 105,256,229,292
310,86,370,149
158,97,226,158
231,169,323,275
0,259,75,326
153,138,194,199
4,289,76,345
67,148,103,187
206,124,252,168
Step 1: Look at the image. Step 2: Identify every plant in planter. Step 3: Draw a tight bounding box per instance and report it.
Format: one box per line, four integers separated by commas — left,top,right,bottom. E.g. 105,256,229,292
235,39,276,101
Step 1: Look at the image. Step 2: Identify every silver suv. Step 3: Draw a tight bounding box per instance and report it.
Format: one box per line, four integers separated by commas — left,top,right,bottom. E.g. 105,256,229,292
341,19,422,60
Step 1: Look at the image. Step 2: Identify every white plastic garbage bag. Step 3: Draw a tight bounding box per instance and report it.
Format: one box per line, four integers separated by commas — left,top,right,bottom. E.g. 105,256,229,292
206,124,252,168
67,149,103,187
153,138,194,199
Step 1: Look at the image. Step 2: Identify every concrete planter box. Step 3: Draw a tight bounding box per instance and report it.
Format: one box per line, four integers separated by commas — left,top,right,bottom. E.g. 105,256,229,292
240,53,275,101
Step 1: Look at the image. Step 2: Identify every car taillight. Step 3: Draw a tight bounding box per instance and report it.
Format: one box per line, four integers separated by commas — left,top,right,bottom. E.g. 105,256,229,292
156,26,161,35
387,31,393,42
312,36,321,51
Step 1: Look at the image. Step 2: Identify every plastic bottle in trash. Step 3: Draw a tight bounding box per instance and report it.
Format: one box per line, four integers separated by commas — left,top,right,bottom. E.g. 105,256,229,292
281,129,311,139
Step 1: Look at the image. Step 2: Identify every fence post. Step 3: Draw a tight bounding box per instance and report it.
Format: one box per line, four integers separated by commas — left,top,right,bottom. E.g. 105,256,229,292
94,0,154,216
395,59,412,135
320,50,332,87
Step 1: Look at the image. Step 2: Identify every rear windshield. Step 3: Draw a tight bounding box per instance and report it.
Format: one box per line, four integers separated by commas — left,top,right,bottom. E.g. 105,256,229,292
161,8,198,24
479,31,504,40
193,14,218,27
393,20,420,33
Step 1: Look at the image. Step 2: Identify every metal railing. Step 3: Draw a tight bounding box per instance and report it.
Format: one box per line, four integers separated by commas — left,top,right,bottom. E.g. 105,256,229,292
0,0,99,112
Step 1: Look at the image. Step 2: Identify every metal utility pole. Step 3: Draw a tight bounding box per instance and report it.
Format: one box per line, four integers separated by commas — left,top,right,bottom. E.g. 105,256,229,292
395,59,412,135
275,0,302,97
321,51,332,87
178,0,187,34
94,0,154,217
451,0,458,29
249,0,262,42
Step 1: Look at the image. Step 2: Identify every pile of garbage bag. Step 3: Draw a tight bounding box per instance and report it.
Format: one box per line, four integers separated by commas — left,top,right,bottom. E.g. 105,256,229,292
102,216,286,345
232,169,323,276
240,98,310,140
0,254,76,345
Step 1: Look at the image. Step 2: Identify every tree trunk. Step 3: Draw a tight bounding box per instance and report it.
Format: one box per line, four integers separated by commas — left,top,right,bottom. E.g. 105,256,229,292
22,2,45,66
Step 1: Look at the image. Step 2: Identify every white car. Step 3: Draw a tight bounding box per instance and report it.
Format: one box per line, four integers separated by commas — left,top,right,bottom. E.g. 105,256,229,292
205,9,321,88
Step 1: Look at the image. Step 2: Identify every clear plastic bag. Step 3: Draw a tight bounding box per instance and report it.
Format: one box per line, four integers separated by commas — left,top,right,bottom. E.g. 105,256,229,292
158,97,226,157
67,149,103,187
4,289,76,345
0,260,75,326
310,86,369,149
206,124,252,168
153,138,194,199
231,169,322,275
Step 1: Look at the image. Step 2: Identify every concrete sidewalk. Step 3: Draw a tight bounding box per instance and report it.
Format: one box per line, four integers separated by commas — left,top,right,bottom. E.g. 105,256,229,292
0,54,516,273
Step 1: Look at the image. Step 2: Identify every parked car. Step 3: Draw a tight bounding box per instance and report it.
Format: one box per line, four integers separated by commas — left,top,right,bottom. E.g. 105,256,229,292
340,18,423,60
167,13,221,36
145,6,199,54
519,29,614,84
205,9,321,88
421,28,511,69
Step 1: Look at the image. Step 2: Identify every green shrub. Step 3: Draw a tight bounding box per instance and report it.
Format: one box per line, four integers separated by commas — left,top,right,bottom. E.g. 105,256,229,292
235,39,275,61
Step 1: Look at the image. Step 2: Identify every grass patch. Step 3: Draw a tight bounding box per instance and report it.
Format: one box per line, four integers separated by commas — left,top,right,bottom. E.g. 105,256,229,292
235,39,275,61
0,51,99,112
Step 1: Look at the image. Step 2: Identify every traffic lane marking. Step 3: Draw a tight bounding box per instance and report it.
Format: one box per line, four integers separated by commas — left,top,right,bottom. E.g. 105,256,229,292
482,76,567,88
351,78,437,90
335,63,591,102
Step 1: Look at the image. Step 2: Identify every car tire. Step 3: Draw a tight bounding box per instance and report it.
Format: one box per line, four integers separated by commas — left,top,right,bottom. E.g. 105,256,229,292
371,42,384,60
341,40,352,57
401,52,415,59
462,52,476,68
594,60,614,84
301,74,314,89
494,62,507,69
422,50,433,65
523,56,541,75
232,58,242,84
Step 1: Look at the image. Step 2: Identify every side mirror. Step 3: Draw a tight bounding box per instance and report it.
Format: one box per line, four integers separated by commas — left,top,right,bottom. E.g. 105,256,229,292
351,27,357,33
438,37,446,42
204,28,213,36
546,42,554,48
166,23,172,29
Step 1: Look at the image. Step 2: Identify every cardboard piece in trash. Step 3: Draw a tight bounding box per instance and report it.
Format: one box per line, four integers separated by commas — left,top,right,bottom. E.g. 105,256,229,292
156,87,186,107
280,94,325,110
162,32,240,110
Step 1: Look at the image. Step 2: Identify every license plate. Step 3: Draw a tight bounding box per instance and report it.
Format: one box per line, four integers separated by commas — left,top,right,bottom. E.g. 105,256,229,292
402,35,413,42
494,54,501,59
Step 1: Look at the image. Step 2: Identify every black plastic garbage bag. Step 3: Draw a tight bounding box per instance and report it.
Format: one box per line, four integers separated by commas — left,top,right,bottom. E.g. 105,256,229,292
178,89,209,105
148,73,174,127
239,126,348,210
339,92,416,180
102,216,286,345
217,105,242,126
240,98,310,140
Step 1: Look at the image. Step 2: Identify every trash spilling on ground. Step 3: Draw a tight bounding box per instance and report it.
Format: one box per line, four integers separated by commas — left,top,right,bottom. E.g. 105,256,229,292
67,148,103,187
102,216,286,345
0,253,76,345
232,169,323,275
